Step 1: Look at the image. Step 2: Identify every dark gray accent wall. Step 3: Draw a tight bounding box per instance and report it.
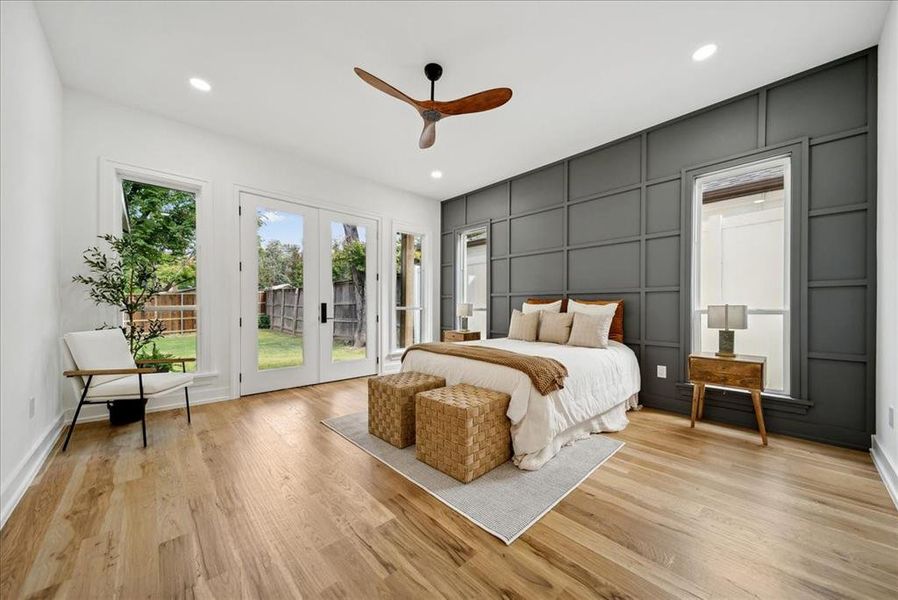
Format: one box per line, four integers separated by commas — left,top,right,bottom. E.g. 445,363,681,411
441,49,877,450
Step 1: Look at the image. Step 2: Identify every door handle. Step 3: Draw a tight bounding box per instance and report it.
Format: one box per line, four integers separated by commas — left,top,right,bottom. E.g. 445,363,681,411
321,302,328,324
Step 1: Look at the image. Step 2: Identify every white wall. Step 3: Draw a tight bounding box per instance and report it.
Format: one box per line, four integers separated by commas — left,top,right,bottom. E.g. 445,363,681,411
60,89,440,417
873,0,898,506
0,1,65,524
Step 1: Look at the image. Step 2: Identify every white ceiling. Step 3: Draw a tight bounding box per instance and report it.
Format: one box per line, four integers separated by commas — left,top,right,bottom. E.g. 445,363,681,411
35,1,889,200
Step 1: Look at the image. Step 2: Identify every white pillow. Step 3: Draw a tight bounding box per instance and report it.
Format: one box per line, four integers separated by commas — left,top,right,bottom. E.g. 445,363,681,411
567,312,613,348
521,300,562,314
568,299,618,319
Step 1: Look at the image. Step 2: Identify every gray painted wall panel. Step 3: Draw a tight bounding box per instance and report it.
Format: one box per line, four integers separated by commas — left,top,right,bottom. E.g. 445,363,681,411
466,184,508,223
441,198,465,232
646,180,680,233
568,137,641,199
568,242,640,291
766,57,867,143
491,221,509,257
568,190,640,244
510,252,564,292
511,165,564,214
645,236,680,288
810,135,868,210
808,287,866,355
645,292,680,343
441,50,877,450
808,211,867,281
441,233,453,264
491,259,508,293
646,96,758,179
510,208,564,253
441,265,453,294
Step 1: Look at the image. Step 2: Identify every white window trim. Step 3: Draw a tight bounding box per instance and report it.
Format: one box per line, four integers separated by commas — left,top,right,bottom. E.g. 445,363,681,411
99,158,216,380
387,221,431,360
690,155,792,394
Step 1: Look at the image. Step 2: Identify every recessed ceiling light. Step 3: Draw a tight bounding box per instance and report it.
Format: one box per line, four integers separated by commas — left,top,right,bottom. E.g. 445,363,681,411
692,43,718,62
753,199,765,204
430,170,443,179
189,77,211,92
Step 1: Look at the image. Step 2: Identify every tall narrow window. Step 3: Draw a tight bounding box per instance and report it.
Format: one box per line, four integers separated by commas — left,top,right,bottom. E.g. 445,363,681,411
392,231,424,352
457,226,488,337
122,180,198,371
692,158,791,393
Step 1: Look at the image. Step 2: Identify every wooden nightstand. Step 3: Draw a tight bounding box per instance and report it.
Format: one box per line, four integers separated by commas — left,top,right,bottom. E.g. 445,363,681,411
443,330,481,342
687,352,768,446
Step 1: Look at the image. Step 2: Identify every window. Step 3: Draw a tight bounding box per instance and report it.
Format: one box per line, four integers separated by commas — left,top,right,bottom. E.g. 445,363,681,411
392,231,424,352
122,179,198,371
457,226,488,337
692,157,791,393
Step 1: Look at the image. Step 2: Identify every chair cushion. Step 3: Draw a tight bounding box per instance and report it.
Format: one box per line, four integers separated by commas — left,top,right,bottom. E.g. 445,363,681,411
64,329,136,386
87,372,193,399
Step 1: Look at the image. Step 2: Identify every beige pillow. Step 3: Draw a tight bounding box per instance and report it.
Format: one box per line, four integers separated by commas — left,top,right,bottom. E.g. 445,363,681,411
537,311,574,344
508,309,539,341
568,299,618,319
522,299,562,314
567,311,614,348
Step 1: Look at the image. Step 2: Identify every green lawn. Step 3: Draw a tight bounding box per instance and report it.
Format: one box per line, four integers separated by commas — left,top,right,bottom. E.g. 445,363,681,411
152,330,365,371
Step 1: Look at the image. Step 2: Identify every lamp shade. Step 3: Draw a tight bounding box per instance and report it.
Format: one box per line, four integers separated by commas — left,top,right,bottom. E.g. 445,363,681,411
707,304,748,330
456,302,473,317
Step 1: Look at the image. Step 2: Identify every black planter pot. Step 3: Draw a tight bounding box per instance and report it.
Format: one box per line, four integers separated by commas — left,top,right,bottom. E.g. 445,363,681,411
107,399,146,425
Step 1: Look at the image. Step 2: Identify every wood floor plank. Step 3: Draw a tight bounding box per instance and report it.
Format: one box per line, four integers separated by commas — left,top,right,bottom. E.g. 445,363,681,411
1,378,896,599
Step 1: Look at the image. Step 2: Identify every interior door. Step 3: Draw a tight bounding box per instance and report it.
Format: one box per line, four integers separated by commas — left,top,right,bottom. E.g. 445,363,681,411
318,210,378,382
240,192,320,394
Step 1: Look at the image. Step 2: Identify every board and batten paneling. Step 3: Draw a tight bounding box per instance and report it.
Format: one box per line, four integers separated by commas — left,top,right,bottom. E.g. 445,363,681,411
440,49,877,449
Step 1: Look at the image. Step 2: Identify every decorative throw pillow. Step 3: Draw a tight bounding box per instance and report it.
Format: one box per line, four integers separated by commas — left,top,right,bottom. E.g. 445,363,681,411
522,299,562,314
537,311,574,344
568,299,618,319
508,309,539,341
567,311,613,348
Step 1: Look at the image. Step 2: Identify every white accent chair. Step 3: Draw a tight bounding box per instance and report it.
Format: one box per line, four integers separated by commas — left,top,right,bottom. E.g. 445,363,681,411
62,329,194,450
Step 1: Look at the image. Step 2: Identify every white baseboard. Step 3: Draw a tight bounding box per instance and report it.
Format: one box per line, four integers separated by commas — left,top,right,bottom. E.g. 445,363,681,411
871,435,898,511
0,413,64,529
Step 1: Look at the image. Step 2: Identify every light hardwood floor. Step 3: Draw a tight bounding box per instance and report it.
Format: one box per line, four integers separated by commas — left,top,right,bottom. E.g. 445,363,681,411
2,378,896,599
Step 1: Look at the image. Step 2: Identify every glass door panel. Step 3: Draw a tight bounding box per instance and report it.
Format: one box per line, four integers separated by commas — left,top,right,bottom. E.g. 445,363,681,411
319,210,378,382
240,193,319,394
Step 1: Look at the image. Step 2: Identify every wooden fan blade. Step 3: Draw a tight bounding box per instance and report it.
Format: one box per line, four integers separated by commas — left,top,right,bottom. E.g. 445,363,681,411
430,87,512,116
419,120,436,149
354,67,423,111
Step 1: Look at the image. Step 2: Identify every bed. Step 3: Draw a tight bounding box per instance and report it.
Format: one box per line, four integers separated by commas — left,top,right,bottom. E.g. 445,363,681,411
401,334,641,470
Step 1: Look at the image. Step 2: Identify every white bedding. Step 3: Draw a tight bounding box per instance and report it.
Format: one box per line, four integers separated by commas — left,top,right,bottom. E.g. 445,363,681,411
401,338,641,470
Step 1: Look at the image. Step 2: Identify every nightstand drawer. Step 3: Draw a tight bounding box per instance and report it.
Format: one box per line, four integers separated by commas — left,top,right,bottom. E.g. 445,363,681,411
688,356,764,389
443,330,481,342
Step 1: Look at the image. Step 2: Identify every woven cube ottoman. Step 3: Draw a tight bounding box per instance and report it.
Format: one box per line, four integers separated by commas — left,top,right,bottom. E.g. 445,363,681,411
415,384,512,483
368,372,446,448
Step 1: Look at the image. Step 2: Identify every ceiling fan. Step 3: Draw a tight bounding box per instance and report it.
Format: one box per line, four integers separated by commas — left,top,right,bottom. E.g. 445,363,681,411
354,63,512,149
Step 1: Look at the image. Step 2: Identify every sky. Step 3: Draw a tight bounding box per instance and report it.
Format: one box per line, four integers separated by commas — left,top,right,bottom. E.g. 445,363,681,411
257,209,368,248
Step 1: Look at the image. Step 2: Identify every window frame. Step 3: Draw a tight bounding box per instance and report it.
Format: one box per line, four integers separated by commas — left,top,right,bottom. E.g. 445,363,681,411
690,155,792,394
390,228,426,355
455,225,489,333
100,159,213,377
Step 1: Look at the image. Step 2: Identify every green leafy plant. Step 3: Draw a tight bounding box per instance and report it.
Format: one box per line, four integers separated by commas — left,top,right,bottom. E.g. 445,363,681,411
258,313,271,329
73,233,173,357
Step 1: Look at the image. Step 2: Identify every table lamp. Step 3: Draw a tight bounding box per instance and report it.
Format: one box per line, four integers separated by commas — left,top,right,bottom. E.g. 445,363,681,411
707,304,747,357
456,302,473,331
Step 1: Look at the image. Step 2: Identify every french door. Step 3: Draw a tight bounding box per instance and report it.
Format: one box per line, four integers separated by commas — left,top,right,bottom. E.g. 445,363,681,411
239,193,378,395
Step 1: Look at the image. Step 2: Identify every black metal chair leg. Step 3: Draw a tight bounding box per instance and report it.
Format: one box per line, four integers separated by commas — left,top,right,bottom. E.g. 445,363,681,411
139,373,147,448
185,387,191,424
62,376,92,452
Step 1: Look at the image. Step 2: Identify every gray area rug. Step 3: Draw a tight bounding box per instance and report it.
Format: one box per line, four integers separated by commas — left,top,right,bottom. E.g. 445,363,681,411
321,412,624,544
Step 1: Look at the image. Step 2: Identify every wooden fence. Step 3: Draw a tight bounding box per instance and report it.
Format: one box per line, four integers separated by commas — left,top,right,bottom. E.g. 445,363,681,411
129,291,196,334
261,282,361,343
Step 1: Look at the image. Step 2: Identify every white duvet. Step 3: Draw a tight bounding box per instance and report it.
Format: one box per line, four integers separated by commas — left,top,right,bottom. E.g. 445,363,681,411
401,338,641,470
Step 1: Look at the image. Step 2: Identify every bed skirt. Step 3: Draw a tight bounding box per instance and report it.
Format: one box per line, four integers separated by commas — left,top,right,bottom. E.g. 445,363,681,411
513,393,639,471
